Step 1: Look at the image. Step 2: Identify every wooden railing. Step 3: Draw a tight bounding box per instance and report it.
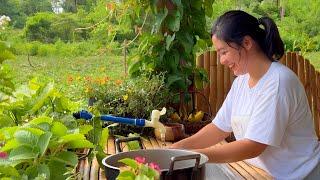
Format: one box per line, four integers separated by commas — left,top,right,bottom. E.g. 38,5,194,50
196,51,320,139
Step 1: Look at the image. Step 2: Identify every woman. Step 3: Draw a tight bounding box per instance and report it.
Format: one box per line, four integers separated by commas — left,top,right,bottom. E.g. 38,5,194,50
171,10,320,179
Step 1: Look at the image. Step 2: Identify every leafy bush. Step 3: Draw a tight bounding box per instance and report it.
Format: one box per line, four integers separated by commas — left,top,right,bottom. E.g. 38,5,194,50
85,74,174,136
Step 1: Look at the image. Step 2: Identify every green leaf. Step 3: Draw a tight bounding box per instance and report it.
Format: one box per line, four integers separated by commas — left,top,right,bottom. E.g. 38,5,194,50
29,116,53,125
118,158,138,170
48,159,68,180
79,125,93,135
135,174,150,180
25,164,50,180
166,75,183,88
0,126,18,139
117,170,135,180
1,139,19,152
167,10,181,32
165,34,175,50
14,130,39,146
52,151,78,166
29,82,55,114
66,139,94,149
0,165,20,177
51,121,68,137
153,7,168,33
59,134,85,143
9,145,38,161
99,127,109,148
20,127,44,136
37,132,52,156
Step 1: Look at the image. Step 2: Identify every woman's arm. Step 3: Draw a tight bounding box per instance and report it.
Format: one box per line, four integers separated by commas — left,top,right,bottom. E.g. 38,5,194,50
170,123,230,149
194,139,267,163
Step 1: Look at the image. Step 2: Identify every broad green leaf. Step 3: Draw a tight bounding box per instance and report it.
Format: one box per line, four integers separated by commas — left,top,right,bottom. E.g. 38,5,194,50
20,127,44,136
25,164,50,180
9,145,38,161
66,139,94,149
165,34,175,50
29,82,55,114
51,121,67,137
37,132,52,156
0,165,20,177
59,134,85,143
166,75,183,88
14,130,39,146
29,116,53,125
48,159,68,180
167,10,181,32
79,125,93,135
135,174,150,180
118,158,138,170
52,151,78,166
99,127,109,148
153,7,168,33
1,139,19,152
0,114,14,128
117,170,135,180
0,126,18,139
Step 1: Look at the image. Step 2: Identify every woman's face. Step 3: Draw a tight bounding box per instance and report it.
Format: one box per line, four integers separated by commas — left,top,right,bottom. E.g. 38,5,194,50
212,35,248,76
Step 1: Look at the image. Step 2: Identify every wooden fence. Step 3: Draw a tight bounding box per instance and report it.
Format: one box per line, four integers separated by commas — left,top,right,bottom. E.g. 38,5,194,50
196,51,320,139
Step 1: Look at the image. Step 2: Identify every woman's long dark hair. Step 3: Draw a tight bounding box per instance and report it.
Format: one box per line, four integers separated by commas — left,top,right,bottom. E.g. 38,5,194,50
211,10,284,61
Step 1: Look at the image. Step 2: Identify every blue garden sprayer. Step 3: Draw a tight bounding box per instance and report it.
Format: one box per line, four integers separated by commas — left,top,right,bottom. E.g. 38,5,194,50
73,107,167,136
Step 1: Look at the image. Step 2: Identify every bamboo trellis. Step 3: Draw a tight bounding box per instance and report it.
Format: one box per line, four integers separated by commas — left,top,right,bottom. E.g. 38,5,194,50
196,51,320,139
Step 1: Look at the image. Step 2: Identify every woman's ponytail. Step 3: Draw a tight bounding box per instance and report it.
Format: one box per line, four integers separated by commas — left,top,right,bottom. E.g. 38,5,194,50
258,17,284,61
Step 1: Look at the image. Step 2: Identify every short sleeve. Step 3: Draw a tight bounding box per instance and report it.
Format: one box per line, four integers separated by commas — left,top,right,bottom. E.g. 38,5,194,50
212,81,236,133
244,85,290,147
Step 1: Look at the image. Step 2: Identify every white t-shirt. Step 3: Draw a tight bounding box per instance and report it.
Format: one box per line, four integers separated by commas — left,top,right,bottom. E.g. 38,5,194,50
213,62,320,179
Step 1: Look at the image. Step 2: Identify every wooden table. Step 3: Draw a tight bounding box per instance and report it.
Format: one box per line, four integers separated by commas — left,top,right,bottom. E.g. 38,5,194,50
78,136,272,180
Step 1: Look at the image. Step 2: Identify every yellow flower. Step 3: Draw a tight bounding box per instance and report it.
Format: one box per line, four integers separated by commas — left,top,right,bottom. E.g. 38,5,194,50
122,94,128,101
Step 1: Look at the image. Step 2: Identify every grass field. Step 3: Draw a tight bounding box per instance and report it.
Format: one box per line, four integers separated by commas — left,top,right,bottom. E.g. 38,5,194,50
305,51,320,70
5,55,125,101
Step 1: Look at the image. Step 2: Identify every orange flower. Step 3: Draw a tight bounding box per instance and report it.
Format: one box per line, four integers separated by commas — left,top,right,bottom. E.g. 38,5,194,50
115,79,123,86
67,75,73,84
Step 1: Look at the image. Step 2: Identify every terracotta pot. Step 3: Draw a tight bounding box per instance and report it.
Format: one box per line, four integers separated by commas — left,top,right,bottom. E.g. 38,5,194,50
154,123,186,142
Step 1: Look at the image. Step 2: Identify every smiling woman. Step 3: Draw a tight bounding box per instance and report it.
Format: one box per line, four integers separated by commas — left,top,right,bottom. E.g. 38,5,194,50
171,10,320,180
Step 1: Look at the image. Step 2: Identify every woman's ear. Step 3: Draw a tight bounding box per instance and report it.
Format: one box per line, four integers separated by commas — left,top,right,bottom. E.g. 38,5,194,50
242,35,253,50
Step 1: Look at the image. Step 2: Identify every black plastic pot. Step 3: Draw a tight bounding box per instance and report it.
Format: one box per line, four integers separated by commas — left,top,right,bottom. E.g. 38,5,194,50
102,137,208,180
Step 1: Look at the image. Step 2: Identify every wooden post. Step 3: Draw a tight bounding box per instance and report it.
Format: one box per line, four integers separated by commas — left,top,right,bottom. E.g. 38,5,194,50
203,51,210,113
217,56,224,109
316,72,320,139
210,51,218,115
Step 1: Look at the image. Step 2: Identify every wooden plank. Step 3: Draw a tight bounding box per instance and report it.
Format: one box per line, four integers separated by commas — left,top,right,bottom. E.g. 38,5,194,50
203,51,211,113
90,157,100,180
217,57,224,110
107,137,116,155
291,52,298,74
226,164,245,180
209,51,217,115
305,60,311,108
99,169,106,180
297,54,305,86
141,136,154,149
149,137,161,149
228,162,255,180
250,164,273,180
237,161,266,179
83,157,90,180
78,159,85,180
286,52,292,69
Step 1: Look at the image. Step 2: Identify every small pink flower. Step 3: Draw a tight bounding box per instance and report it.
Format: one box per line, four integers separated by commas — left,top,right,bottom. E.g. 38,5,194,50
149,162,161,172
134,156,146,164
0,151,8,159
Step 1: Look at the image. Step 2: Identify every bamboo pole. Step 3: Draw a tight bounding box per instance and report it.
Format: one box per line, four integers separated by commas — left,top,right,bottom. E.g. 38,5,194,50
291,52,298,74
297,54,305,86
279,53,286,65
210,51,218,115
217,57,224,109
286,52,292,69
203,51,210,113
